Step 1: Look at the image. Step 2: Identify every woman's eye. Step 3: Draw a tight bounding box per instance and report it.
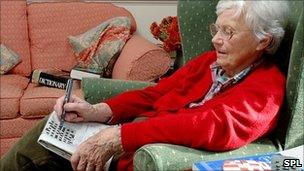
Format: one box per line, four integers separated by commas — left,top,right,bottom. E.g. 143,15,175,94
223,27,234,35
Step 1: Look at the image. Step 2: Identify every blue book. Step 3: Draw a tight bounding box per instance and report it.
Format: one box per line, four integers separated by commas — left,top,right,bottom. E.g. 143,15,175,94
193,145,303,171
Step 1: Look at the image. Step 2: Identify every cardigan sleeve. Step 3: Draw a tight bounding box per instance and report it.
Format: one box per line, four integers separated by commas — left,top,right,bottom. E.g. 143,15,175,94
120,71,285,152
104,51,216,124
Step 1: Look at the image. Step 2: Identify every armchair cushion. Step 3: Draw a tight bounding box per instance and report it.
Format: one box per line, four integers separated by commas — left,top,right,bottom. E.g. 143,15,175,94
112,35,171,81
134,139,278,171
81,77,155,104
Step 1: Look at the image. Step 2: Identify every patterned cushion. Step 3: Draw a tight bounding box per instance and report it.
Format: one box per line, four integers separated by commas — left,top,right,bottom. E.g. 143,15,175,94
0,118,40,139
0,84,23,119
0,138,19,157
0,1,31,76
112,35,171,81
0,74,29,90
134,139,277,171
27,2,136,72
69,17,131,78
20,83,83,118
0,44,21,74
0,75,29,119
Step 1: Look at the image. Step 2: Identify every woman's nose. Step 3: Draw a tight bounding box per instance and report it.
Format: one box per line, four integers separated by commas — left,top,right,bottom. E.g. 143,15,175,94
211,32,224,45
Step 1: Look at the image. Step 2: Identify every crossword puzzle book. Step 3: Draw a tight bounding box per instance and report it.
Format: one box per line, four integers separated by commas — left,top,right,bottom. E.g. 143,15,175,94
38,111,110,160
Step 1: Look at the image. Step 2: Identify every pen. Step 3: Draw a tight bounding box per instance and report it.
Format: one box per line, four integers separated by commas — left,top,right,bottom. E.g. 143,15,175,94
60,79,73,126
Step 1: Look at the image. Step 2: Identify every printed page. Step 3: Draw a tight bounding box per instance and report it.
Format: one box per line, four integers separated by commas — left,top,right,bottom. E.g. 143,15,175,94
38,111,110,159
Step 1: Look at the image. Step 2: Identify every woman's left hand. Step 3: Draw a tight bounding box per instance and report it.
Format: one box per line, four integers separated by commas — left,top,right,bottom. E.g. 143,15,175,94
70,126,124,171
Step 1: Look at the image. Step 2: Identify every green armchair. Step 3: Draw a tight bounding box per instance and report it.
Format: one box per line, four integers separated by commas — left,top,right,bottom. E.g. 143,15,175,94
81,1,303,170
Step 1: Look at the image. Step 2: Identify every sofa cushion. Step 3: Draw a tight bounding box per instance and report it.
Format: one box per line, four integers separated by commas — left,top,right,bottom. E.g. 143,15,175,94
0,75,29,119
112,35,171,81
20,83,83,118
68,17,132,78
0,117,40,139
0,44,22,75
0,74,29,90
0,137,19,157
27,2,136,72
0,1,31,76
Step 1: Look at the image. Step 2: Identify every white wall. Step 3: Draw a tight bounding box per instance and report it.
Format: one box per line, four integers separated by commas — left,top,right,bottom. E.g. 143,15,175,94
112,1,178,43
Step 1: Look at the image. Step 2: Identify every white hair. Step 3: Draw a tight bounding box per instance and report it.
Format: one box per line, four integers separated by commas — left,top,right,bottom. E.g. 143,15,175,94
216,0,289,54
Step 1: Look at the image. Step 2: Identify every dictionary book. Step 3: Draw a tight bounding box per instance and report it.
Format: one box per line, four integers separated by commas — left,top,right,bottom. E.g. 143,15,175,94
31,69,70,89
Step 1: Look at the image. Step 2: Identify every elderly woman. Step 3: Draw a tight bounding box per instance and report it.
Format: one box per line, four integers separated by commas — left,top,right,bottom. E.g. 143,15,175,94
0,1,289,171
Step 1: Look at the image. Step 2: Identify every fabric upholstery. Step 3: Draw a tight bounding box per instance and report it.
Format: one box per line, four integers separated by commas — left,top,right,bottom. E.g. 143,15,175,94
27,2,136,72
112,35,171,81
69,17,132,78
0,118,40,139
20,83,83,118
177,0,217,66
0,75,29,119
275,1,304,149
0,44,21,74
0,74,29,90
0,1,31,76
0,138,19,157
134,139,277,171
82,77,155,104
131,1,303,170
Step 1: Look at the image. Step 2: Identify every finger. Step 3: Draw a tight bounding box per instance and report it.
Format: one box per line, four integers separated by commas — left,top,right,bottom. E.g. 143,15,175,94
77,156,87,171
64,102,85,113
95,164,103,171
70,153,80,171
86,162,95,171
54,96,65,117
65,113,84,123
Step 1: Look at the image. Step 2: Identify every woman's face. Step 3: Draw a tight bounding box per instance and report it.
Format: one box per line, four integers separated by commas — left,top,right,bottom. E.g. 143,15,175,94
212,9,264,77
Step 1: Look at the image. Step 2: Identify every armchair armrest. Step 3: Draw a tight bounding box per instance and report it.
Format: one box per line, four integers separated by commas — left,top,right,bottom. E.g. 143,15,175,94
112,35,171,81
134,139,279,171
81,77,155,104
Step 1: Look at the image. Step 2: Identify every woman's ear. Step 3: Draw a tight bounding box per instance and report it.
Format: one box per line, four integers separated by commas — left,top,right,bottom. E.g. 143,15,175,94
256,35,273,51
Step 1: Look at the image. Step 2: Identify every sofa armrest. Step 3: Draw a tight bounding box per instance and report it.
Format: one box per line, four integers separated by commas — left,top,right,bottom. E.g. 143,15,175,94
112,35,171,81
81,77,155,104
134,139,279,171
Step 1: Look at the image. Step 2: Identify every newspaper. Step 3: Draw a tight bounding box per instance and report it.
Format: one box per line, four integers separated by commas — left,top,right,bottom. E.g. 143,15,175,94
38,111,110,160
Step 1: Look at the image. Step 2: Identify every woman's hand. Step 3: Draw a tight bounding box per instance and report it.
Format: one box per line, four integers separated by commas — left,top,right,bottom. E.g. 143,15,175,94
53,95,113,123
70,126,124,171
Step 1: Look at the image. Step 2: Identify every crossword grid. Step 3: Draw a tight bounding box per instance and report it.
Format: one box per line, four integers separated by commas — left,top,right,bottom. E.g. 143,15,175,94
44,120,75,145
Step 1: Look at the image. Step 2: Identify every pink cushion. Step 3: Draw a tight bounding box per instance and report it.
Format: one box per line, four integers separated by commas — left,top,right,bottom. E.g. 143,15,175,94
0,117,41,139
0,75,29,119
0,1,31,76
0,137,19,157
112,35,171,81
0,74,29,90
20,83,83,118
27,2,136,72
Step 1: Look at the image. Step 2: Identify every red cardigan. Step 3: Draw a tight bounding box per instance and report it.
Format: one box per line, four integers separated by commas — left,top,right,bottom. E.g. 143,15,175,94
105,51,285,152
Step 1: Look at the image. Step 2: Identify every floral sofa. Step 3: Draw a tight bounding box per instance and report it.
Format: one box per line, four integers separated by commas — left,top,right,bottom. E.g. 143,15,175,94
0,1,170,157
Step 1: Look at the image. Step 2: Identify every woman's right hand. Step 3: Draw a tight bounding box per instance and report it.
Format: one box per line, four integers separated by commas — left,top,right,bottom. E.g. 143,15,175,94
53,95,113,123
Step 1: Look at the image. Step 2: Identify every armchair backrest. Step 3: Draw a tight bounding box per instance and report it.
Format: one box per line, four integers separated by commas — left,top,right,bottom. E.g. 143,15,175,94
177,0,303,149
